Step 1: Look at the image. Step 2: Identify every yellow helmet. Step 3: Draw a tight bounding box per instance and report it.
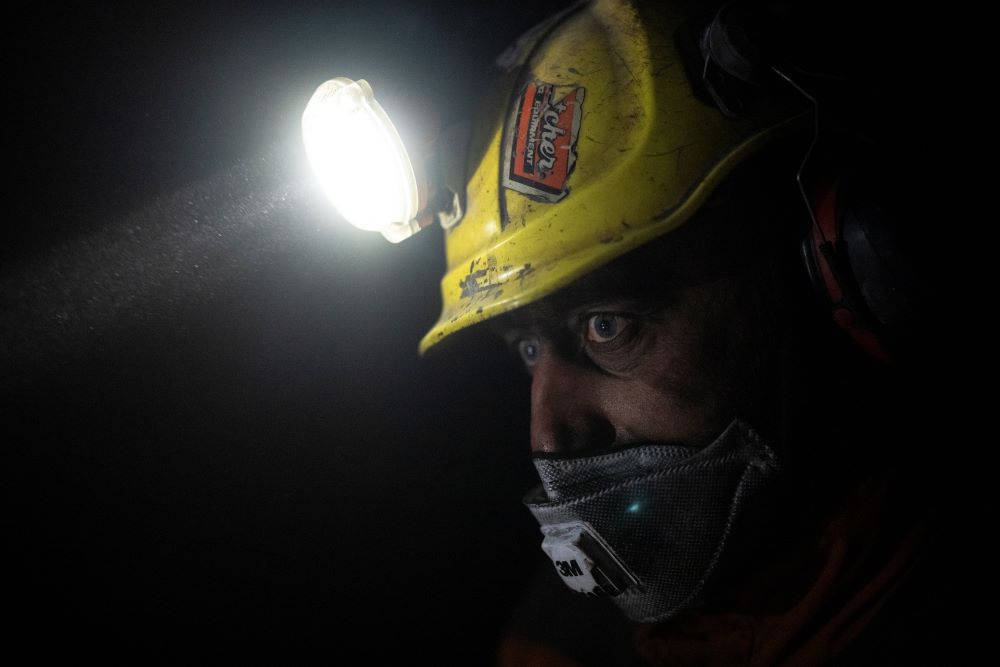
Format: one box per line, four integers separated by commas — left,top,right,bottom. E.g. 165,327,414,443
419,0,807,354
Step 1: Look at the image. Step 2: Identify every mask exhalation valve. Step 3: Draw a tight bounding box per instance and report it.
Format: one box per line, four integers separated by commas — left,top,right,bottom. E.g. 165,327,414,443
539,521,640,598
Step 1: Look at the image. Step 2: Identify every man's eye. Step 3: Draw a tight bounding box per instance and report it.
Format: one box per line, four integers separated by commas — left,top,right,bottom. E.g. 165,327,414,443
585,314,627,343
517,337,541,366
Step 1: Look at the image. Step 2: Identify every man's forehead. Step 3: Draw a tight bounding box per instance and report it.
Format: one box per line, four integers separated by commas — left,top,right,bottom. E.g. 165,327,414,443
489,248,678,337
490,263,639,334
490,212,752,336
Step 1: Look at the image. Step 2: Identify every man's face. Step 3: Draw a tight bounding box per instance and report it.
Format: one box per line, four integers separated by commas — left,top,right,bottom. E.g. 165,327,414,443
492,216,776,457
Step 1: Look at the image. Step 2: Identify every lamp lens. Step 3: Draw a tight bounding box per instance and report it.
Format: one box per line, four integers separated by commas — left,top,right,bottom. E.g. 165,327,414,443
302,78,418,233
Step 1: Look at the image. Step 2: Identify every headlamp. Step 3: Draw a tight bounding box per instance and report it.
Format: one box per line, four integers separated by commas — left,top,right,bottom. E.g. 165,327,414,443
302,77,463,243
302,78,420,242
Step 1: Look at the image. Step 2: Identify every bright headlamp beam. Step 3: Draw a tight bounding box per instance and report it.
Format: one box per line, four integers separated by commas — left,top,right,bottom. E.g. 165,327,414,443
302,78,420,242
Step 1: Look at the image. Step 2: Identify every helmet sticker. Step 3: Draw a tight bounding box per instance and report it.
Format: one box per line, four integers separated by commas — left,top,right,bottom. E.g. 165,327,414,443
502,81,585,203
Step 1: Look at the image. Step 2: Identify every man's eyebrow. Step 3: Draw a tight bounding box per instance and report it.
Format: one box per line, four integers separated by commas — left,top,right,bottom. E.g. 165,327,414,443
487,311,533,340
552,284,673,320
488,302,566,341
490,295,667,347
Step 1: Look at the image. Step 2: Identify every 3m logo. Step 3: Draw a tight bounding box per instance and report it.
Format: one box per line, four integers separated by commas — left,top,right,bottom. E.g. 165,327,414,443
554,559,585,577
502,81,584,203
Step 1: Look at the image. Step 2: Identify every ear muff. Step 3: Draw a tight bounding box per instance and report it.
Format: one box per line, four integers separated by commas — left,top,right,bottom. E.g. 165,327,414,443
700,1,916,363
800,166,920,364
800,172,889,362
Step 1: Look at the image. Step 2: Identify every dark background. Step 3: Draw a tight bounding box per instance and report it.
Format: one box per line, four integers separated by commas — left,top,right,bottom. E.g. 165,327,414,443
2,1,964,663
4,1,577,662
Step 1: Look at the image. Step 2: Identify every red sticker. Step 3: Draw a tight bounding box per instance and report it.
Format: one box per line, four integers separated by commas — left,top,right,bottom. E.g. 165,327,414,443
503,81,585,203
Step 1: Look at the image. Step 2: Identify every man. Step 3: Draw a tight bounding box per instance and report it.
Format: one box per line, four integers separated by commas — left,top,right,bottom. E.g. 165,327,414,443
418,0,952,663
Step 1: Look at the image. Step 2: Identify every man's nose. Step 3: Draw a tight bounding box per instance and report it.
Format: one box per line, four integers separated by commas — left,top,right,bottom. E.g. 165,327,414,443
529,348,616,455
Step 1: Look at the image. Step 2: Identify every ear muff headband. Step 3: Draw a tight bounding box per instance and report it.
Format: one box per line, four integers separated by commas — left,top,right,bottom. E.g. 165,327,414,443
700,1,904,363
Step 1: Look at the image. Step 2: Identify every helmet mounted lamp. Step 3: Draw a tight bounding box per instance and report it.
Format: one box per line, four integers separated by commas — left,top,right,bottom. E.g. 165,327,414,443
302,77,463,243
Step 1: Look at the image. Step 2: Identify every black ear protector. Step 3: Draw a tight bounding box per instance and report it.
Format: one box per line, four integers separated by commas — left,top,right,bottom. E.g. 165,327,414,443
699,1,919,363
